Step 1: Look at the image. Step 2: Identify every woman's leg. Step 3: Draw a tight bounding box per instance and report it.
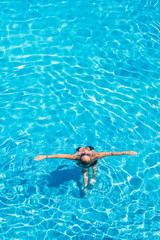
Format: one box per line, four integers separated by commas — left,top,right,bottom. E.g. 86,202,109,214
90,165,98,186
82,168,89,189
86,146,94,151
76,147,85,152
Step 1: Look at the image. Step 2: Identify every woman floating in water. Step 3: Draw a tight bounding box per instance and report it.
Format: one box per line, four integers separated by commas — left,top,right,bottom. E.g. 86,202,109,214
35,146,137,193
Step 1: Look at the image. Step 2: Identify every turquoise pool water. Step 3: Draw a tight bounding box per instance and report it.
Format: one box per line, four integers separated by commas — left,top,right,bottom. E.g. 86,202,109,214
1,0,160,239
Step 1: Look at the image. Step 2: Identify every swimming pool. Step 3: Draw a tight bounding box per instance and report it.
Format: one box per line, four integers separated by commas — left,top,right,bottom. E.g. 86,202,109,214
1,0,160,239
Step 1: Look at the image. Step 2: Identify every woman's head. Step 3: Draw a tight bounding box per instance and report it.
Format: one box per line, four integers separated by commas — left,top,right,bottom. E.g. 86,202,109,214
80,154,91,165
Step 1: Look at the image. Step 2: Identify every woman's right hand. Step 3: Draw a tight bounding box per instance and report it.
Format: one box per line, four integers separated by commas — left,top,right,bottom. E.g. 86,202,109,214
34,155,47,161
127,151,137,155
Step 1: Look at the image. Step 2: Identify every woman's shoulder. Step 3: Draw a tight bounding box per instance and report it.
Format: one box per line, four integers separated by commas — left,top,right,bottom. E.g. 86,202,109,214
91,151,98,159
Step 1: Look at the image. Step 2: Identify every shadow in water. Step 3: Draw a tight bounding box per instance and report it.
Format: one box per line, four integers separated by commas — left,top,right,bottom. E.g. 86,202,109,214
46,165,82,191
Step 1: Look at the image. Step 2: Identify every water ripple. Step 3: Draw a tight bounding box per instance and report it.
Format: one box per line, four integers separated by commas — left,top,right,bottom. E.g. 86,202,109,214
0,0,160,239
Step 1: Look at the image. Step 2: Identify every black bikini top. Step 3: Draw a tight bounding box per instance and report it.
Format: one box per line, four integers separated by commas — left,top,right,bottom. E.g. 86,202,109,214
81,153,91,157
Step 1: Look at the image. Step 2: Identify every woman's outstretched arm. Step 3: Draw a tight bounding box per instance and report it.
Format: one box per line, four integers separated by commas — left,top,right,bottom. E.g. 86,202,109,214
34,154,77,161
95,151,137,159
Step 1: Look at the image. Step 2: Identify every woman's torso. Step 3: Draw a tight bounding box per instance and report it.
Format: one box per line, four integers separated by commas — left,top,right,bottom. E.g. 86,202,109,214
75,148,99,168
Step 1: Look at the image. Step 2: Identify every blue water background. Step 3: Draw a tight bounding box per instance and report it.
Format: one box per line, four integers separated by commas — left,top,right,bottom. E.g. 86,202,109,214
0,0,160,239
